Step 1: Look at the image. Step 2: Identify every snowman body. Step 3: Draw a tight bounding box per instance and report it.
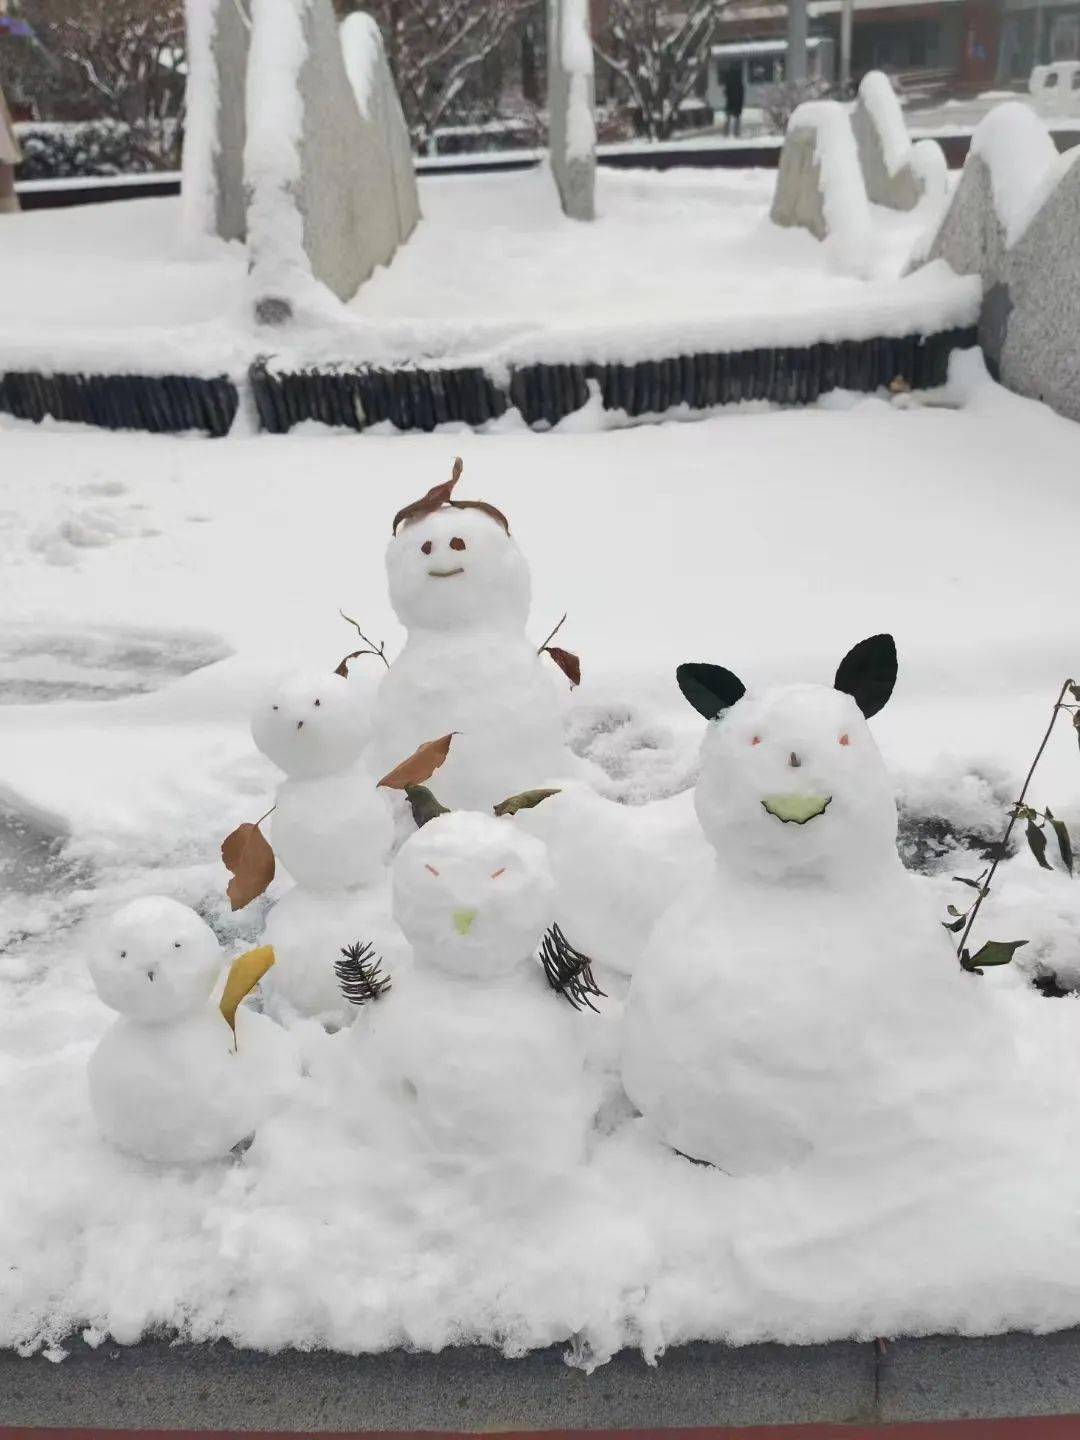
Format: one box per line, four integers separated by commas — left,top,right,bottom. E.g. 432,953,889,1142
251,672,397,1023
353,811,597,1174
366,507,574,812
88,897,297,1163
623,659,1009,1174
262,883,406,1023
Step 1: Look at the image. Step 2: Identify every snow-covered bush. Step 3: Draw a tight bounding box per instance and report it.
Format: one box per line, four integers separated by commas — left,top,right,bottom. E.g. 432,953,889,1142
15,119,180,178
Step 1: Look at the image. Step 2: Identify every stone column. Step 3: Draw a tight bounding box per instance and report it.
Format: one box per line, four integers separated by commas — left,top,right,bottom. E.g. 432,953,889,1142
0,83,21,216
547,0,597,222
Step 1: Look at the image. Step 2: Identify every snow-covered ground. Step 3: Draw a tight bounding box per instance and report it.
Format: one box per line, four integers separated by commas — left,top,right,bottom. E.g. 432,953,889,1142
0,168,966,376
2,344,1080,1361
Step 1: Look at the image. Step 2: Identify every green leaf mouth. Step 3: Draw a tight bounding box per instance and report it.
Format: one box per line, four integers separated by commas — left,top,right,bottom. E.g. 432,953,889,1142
761,793,833,825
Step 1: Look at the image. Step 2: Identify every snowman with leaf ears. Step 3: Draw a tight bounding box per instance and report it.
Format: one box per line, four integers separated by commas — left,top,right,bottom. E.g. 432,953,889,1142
622,636,1009,1176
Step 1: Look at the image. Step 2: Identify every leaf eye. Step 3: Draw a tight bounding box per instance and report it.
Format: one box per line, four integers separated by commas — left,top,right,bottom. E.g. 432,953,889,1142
174,941,182,949
314,699,321,708
491,867,506,879
839,733,850,747
120,951,127,959
751,735,762,746
421,540,433,556
449,537,466,552
272,705,278,712
424,863,440,877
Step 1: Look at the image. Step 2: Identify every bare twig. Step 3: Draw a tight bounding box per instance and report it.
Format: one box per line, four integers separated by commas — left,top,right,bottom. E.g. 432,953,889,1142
955,677,1075,963
338,611,390,671
537,613,568,655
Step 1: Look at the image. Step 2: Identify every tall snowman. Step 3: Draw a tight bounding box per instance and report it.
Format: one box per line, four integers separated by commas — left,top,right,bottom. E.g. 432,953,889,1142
365,466,578,812
246,671,403,1026
622,636,1011,1175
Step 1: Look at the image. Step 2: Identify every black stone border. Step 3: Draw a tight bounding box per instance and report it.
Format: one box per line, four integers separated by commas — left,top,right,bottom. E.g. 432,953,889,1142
0,328,975,439
251,328,976,434
0,370,239,437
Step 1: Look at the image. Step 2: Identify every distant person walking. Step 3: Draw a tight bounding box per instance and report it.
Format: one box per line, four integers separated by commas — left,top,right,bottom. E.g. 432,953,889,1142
724,64,745,138
0,82,21,215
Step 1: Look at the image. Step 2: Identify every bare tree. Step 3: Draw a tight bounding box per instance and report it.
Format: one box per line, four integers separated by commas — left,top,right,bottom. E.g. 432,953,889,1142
16,0,185,155
592,0,724,141
335,0,541,149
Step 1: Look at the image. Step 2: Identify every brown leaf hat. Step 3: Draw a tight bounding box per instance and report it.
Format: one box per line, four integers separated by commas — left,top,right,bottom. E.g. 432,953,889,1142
392,458,511,537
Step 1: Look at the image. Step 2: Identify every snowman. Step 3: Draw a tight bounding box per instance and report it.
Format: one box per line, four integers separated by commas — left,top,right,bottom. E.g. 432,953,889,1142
88,897,299,1164
622,636,1010,1175
364,470,579,812
337,803,604,1179
251,671,403,1025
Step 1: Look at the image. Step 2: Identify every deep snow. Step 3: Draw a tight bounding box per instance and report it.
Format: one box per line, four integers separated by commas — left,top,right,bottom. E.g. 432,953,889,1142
1,348,1080,1362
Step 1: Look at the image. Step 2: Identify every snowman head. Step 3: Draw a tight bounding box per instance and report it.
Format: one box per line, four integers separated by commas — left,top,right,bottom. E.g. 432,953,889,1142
387,505,531,633
251,671,369,779
392,811,554,980
89,897,222,1023
679,636,900,882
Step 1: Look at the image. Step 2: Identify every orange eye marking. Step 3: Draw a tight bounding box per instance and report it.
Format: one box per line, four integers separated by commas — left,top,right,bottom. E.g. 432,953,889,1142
491,867,506,879
839,733,850,746
751,735,762,746
424,863,440,876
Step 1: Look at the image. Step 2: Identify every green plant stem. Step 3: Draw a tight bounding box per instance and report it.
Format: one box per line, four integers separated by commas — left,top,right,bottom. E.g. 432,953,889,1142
956,677,1075,962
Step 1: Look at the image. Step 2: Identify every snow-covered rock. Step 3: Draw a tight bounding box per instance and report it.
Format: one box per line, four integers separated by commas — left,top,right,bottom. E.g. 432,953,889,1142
852,71,945,213
771,101,873,275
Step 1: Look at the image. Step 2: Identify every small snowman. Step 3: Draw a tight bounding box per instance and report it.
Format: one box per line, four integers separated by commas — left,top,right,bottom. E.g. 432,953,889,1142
88,897,299,1164
246,671,401,1025
622,636,1009,1175
364,464,580,812
337,796,604,1179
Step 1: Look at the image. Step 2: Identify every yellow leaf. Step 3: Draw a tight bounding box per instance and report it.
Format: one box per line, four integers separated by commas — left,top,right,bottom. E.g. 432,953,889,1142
220,945,275,1036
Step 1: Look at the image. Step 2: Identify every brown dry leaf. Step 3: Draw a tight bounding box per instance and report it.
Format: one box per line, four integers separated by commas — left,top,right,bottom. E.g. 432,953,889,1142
493,788,562,818
543,646,581,688
392,458,463,534
335,649,369,678
222,822,276,911
378,733,455,790
889,375,912,394
450,498,511,535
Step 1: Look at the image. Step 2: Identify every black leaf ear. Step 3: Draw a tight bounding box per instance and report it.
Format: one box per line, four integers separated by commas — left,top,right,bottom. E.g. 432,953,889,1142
834,635,897,719
676,663,747,720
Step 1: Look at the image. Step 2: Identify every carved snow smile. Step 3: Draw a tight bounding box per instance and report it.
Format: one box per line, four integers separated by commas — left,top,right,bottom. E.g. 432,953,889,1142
761,793,833,825
428,567,465,579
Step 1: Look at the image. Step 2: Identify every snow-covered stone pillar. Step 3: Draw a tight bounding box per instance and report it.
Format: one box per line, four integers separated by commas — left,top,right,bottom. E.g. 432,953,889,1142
245,0,420,313
0,82,22,216
547,0,597,222
181,0,250,243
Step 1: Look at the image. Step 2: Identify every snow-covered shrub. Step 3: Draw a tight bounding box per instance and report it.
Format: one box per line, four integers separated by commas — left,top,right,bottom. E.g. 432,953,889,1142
14,120,180,179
